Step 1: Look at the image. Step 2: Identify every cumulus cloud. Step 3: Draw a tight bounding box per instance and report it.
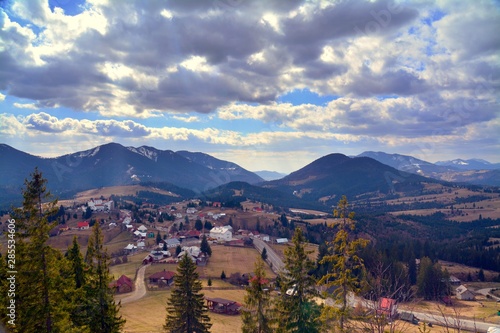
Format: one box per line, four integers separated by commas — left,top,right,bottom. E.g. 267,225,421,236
0,0,499,170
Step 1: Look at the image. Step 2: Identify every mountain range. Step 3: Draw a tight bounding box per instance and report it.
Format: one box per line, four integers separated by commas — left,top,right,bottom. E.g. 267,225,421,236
358,151,500,186
1,143,499,209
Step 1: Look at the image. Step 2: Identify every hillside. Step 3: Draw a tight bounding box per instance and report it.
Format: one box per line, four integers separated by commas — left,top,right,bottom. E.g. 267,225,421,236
263,153,435,206
0,143,263,208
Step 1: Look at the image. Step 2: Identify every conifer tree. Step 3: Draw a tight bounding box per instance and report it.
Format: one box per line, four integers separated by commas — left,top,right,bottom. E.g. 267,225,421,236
318,195,368,332
84,222,125,333
66,236,89,329
241,258,274,333
275,228,321,333
164,253,211,333
3,168,84,332
200,234,212,256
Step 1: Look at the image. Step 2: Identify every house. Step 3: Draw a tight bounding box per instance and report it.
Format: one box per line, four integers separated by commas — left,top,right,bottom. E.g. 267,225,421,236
77,222,90,230
260,234,270,242
137,225,148,232
212,202,221,207
186,207,197,214
109,275,134,294
88,199,114,211
275,238,288,244
124,243,137,254
164,238,181,248
137,241,146,249
205,297,241,315
449,276,461,285
378,297,398,318
456,285,475,301
181,229,201,240
178,246,201,259
210,226,232,242
148,269,175,286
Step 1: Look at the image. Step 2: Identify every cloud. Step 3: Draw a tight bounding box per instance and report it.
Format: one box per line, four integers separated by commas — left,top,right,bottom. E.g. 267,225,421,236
0,0,499,171
1,0,496,119
13,102,39,109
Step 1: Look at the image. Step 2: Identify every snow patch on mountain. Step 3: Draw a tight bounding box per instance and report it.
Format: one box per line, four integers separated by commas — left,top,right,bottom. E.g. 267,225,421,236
127,146,158,161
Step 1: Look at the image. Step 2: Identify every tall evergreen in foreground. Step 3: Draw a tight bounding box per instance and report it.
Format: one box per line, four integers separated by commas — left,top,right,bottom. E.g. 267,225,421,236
164,253,211,333
274,228,321,333
84,222,125,333
241,258,274,333
1,168,85,332
318,195,368,332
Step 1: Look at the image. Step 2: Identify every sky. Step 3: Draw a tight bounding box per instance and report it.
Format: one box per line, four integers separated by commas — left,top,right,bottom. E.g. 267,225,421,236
0,0,499,174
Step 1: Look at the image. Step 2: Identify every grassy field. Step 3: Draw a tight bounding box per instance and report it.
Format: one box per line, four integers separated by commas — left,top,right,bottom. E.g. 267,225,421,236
120,286,247,333
59,185,180,205
198,244,276,279
117,244,270,332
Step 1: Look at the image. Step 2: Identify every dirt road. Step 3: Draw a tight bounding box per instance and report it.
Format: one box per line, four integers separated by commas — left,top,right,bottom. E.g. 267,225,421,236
116,264,148,305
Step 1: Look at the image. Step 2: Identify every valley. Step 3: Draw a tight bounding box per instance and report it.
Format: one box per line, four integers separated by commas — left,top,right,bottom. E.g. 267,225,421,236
1,143,500,332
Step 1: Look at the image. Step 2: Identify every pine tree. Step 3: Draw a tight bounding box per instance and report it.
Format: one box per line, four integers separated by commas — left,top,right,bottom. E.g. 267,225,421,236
200,234,212,256
261,247,268,261
241,258,274,333
318,195,368,332
67,236,85,289
84,223,125,333
66,236,89,329
275,228,321,333
4,168,83,332
164,253,212,333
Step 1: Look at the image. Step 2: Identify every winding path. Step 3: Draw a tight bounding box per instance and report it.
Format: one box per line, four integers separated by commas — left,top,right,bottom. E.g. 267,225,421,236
116,264,148,305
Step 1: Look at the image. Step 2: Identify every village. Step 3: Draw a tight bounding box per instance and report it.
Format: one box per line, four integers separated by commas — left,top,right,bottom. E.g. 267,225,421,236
2,193,500,332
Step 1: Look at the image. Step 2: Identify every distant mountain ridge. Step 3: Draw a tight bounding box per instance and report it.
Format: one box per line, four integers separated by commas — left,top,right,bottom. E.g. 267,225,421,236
436,158,500,170
359,151,500,186
2,143,499,210
254,170,288,181
0,143,263,206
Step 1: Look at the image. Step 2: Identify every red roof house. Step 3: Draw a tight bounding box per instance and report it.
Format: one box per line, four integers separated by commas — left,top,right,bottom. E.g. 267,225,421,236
77,221,90,230
148,270,175,286
109,275,134,294
378,297,398,318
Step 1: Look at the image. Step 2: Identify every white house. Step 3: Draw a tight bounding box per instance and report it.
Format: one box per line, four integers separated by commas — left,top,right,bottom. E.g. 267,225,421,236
210,226,232,242
186,207,197,214
137,225,148,232
456,285,475,301
276,238,288,244
164,238,181,248
88,199,114,211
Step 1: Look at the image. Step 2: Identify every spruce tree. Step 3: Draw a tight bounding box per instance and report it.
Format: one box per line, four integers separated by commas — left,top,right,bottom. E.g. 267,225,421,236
200,234,212,256
241,258,274,333
164,253,211,333
275,228,321,333
66,236,89,329
4,168,84,332
84,222,125,333
318,195,368,332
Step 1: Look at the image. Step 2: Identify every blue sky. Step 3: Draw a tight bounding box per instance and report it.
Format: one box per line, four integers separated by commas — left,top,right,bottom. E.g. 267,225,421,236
0,0,499,173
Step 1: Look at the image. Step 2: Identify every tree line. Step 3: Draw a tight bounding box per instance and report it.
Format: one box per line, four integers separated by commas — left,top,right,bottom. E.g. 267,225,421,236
0,169,124,332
